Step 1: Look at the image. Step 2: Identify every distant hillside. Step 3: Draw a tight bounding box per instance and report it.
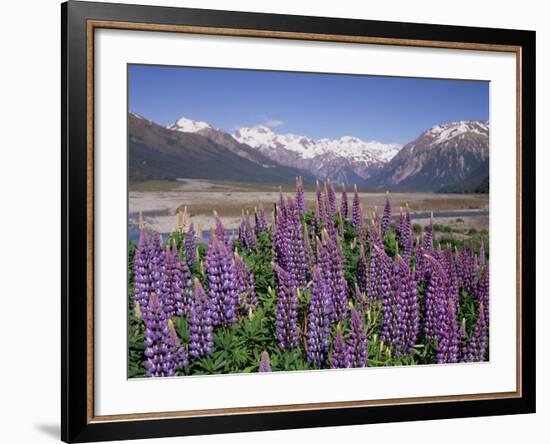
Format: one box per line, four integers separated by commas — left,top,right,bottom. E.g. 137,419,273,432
438,161,489,193
366,121,489,192
128,113,314,184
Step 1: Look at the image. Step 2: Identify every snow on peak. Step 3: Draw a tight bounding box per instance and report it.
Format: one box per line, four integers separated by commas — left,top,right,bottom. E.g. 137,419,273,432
167,117,213,133
425,120,489,145
233,126,401,164
130,111,145,120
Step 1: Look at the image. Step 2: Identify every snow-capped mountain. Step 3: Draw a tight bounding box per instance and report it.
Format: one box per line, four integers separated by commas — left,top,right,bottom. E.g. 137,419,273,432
367,120,489,191
129,113,314,184
233,126,400,162
424,120,489,148
167,117,213,133
163,116,488,190
232,126,401,182
166,117,401,184
165,116,318,177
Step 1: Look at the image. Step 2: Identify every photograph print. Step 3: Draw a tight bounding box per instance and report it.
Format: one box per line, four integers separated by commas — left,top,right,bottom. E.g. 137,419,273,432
127,65,490,378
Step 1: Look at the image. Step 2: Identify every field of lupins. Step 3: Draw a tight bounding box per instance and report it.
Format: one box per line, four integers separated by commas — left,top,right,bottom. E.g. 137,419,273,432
128,177,489,378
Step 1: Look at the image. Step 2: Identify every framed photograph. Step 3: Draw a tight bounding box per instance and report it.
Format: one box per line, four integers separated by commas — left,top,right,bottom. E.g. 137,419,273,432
62,1,535,442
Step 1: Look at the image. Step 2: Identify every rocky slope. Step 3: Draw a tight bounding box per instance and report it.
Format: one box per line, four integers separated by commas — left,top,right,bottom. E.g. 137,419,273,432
366,121,489,191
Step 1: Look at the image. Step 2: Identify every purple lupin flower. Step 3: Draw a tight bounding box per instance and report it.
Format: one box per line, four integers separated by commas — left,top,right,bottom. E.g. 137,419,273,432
413,239,426,284
367,245,391,302
272,202,287,267
316,181,326,227
423,255,447,342
290,198,310,289
458,318,470,363
160,244,176,319
405,205,412,233
381,191,392,236
239,213,247,247
303,224,313,269
149,232,167,309
213,210,228,247
324,206,338,242
423,214,434,251
205,235,239,326
399,206,413,257
239,211,256,250
442,244,460,308
254,203,267,236
244,211,256,249
315,236,334,313
188,279,214,359
382,255,420,356
354,282,367,312
323,231,349,322
259,351,272,372
356,244,368,295
184,223,197,266
340,184,349,220
346,305,368,367
143,293,175,377
476,265,489,325
459,246,478,296
273,263,300,349
277,186,286,209
163,241,193,317
351,185,362,230
306,267,332,367
312,199,322,237
165,320,189,371
234,252,258,315
326,180,337,221
381,256,407,354
133,228,153,315
468,302,488,362
331,326,348,369
368,219,384,250
396,207,404,239
295,176,305,218
273,197,309,290
436,298,459,364
371,207,381,230
404,260,420,354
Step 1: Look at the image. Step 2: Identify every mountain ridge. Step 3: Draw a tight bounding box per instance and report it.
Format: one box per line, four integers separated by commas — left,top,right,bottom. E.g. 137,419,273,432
365,120,489,191
128,113,315,184
130,112,489,191
166,116,401,184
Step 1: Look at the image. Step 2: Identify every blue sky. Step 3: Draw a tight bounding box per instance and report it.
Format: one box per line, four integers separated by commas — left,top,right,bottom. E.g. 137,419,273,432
128,64,488,146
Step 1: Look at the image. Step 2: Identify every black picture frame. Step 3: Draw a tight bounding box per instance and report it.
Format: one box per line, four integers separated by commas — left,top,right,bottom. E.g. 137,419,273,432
61,1,536,442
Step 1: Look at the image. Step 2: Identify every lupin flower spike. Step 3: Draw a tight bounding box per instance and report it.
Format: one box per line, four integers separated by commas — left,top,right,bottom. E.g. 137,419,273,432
346,304,368,367
340,183,349,220
381,190,392,236
331,325,348,369
188,278,214,359
259,351,272,372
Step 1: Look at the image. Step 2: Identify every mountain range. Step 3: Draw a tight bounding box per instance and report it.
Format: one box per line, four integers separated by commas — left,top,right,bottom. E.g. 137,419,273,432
129,113,489,192
129,113,314,184
233,126,400,184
